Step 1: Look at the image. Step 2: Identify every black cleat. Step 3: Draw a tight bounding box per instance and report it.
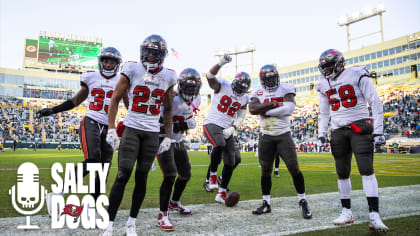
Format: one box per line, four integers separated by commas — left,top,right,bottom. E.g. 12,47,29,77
252,200,271,215
217,176,230,192
203,180,213,192
299,199,312,219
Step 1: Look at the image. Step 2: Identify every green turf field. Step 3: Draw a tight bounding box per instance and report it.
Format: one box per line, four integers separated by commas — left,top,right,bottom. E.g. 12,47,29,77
1,149,419,220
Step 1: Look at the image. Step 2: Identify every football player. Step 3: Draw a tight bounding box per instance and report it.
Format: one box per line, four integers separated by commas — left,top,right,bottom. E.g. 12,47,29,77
249,64,312,219
102,35,176,236
37,47,127,215
156,68,202,230
203,55,250,204
316,49,388,232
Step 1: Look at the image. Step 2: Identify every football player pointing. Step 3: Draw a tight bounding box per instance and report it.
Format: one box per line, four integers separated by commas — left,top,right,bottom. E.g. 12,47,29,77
203,55,250,204
38,47,127,215
316,49,388,232
102,35,176,236
156,68,202,230
249,64,312,219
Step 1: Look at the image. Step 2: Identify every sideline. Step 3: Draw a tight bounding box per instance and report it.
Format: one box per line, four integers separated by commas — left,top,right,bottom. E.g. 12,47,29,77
0,185,419,235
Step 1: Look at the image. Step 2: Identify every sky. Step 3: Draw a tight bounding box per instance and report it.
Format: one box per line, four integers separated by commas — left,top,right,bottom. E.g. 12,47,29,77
0,0,419,76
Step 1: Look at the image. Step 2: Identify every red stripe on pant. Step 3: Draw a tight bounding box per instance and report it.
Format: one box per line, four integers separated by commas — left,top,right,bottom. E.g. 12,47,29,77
203,125,217,147
81,117,89,160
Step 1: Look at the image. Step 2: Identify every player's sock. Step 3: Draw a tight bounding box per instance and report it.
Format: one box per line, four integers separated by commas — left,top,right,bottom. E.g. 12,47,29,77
298,193,306,201
263,195,271,205
127,217,135,225
338,178,352,199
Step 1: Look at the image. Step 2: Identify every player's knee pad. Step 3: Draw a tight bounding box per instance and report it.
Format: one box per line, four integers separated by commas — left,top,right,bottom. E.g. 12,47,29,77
261,166,273,177
359,165,374,176
336,169,351,179
234,159,241,168
178,172,191,181
115,167,132,185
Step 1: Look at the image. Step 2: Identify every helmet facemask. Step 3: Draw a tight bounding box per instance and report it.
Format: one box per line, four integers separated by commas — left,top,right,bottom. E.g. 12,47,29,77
232,72,251,96
141,47,165,70
98,47,122,78
318,49,345,80
99,57,119,77
178,68,202,102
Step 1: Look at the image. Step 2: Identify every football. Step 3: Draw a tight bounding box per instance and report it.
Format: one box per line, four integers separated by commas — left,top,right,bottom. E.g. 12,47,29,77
225,192,240,207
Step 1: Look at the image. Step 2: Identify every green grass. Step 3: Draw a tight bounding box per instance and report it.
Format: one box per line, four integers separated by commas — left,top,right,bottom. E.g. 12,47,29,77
1,149,420,221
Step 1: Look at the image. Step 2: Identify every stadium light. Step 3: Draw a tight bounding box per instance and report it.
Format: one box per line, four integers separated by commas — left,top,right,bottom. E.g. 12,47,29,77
338,3,386,51
215,44,256,74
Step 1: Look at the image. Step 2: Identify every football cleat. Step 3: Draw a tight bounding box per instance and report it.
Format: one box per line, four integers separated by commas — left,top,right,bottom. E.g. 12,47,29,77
46,192,64,217
333,208,354,225
209,174,218,190
217,176,230,192
274,171,280,178
168,201,191,214
203,180,213,192
215,191,227,204
369,212,389,232
252,200,271,215
299,199,312,219
125,223,137,236
158,212,174,231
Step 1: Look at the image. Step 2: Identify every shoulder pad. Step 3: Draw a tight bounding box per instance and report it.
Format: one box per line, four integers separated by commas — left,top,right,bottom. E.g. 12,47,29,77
280,82,295,94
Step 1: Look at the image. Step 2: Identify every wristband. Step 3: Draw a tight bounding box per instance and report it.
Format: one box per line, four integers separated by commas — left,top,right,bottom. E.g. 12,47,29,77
206,72,216,79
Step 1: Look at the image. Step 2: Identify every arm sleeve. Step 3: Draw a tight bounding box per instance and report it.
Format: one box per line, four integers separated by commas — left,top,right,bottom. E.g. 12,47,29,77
318,93,330,138
359,76,384,134
265,102,295,117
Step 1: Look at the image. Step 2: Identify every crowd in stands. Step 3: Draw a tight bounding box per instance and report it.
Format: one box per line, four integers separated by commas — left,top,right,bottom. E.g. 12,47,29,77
1,86,419,151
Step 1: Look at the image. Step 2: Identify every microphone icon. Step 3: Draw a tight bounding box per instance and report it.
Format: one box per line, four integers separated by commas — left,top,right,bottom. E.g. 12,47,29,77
9,162,47,229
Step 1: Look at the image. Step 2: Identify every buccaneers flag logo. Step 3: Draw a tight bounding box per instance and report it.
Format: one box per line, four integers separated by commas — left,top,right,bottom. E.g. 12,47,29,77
61,204,84,223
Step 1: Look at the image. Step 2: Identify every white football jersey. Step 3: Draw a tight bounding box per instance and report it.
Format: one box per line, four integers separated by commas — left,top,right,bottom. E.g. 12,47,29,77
204,79,249,128
81,71,120,125
160,89,201,142
316,66,384,135
251,83,296,136
122,62,177,132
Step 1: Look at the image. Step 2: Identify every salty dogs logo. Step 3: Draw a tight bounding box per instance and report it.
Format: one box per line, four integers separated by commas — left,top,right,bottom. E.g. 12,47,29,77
9,162,47,229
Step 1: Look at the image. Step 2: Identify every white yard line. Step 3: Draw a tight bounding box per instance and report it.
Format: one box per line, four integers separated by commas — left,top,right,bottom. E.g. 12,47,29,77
0,185,419,235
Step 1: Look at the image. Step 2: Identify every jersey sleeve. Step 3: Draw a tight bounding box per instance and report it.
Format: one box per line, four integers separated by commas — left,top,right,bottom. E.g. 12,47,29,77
168,69,177,88
318,92,330,138
80,72,94,88
359,73,384,134
351,66,370,85
193,94,201,108
250,86,262,99
280,83,296,95
120,62,137,82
